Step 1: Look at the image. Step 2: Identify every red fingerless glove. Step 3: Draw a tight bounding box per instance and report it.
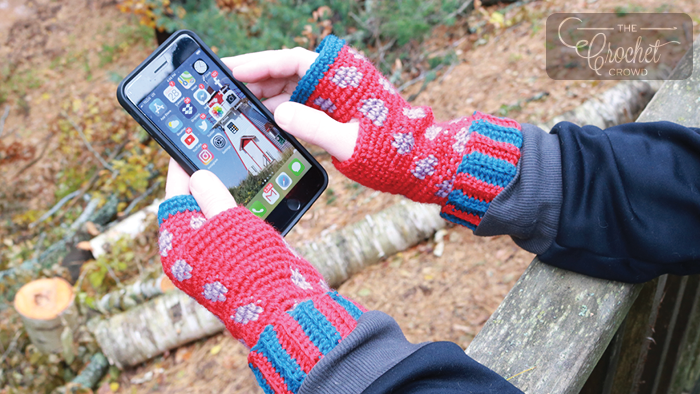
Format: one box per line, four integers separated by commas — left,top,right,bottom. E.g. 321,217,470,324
157,196,365,393
291,36,523,230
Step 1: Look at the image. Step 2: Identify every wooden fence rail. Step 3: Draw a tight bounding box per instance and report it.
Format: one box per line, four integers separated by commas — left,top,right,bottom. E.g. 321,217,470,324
466,37,700,393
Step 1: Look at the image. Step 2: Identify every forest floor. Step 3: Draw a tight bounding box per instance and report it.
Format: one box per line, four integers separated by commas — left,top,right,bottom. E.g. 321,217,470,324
0,0,698,393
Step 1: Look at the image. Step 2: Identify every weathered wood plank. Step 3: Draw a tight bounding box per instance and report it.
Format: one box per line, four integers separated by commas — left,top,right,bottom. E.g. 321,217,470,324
466,259,642,393
466,36,700,393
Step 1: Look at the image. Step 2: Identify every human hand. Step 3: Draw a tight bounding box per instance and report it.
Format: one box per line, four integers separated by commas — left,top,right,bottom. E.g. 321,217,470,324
159,159,365,393
223,48,359,162
227,36,523,231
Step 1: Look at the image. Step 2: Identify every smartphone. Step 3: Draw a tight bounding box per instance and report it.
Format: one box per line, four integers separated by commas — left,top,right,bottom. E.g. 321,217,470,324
117,30,327,235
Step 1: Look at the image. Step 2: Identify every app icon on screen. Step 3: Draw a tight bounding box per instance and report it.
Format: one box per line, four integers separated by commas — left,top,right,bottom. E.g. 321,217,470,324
164,82,182,103
198,149,214,165
178,71,196,89
179,100,196,119
196,119,209,133
250,200,266,217
166,115,184,133
262,183,280,205
193,87,210,105
193,59,208,75
148,98,166,116
276,172,292,190
288,159,305,176
209,103,225,120
181,129,199,149
211,133,226,149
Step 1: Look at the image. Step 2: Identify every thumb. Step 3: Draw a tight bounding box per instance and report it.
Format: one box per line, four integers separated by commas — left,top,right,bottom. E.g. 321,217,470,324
274,101,358,162
189,170,237,219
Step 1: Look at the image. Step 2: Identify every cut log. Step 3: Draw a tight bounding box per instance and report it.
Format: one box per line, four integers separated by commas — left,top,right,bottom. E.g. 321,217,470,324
54,353,110,393
14,277,79,354
93,274,174,314
296,200,446,287
88,290,224,368
89,199,161,258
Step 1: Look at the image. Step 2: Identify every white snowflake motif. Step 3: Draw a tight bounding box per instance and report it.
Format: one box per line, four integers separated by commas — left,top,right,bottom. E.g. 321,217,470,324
403,107,426,119
158,230,173,257
171,259,193,282
203,281,228,302
347,47,366,60
314,97,337,114
379,77,397,94
319,280,331,292
425,125,442,141
190,215,205,230
391,132,414,155
331,67,363,88
452,127,471,153
450,117,467,124
359,99,388,127
411,155,439,180
435,176,455,198
291,268,313,290
232,303,264,325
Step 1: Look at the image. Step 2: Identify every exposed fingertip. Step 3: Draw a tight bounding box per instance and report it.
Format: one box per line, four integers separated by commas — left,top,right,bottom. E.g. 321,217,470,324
189,170,237,219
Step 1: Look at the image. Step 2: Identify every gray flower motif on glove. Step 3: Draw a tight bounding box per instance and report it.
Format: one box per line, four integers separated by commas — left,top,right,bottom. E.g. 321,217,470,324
172,259,193,282
232,303,264,325
359,98,388,127
453,127,471,153
314,97,337,114
412,155,438,180
331,66,363,88
159,230,173,257
203,281,228,302
391,132,414,155
291,268,312,290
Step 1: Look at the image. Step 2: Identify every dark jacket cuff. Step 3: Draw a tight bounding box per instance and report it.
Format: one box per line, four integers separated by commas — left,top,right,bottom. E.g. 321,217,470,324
475,123,562,254
298,311,428,394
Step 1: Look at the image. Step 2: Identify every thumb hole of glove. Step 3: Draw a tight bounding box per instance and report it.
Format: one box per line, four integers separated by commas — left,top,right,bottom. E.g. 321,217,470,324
274,101,358,162
189,170,237,219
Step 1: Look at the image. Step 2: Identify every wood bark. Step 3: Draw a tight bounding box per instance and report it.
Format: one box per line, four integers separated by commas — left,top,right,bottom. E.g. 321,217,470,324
14,278,79,354
295,200,446,287
93,274,174,314
88,290,224,368
466,38,700,394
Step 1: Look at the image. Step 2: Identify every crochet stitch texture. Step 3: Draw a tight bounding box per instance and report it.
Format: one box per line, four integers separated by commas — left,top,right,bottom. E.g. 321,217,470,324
291,36,523,229
158,195,365,393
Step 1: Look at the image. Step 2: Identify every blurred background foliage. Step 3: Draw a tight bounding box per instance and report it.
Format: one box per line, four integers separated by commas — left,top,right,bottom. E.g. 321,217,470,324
118,0,470,76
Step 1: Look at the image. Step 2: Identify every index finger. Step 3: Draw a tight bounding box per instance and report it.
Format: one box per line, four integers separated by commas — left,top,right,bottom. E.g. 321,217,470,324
222,47,318,83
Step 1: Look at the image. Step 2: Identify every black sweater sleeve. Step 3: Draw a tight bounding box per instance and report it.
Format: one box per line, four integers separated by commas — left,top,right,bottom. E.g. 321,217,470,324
540,121,700,283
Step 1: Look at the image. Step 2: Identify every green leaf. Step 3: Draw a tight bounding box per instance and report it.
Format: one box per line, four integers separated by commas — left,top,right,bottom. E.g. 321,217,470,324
88,268,107,289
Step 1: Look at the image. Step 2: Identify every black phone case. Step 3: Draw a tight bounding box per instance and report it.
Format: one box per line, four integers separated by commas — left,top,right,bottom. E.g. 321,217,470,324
116,29,328,235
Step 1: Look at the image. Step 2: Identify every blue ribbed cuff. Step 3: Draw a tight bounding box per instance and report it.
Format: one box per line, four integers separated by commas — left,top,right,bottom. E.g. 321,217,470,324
441,115,523,230
157,195,201,226
290,35,346,105
249,291,364,394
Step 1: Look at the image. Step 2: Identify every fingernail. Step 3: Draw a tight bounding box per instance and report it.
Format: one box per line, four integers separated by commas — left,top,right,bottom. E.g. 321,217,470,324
275,103,293,128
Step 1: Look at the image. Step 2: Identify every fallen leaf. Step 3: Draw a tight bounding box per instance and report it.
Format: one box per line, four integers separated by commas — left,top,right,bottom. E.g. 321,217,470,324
110,382,120,392
175,347,193,363
210,344,222,355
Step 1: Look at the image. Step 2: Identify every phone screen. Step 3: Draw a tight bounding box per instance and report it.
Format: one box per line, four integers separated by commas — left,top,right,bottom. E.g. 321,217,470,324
136,48,311,219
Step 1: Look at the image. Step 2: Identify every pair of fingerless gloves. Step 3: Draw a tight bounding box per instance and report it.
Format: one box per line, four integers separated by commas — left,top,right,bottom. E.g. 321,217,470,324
157,35,522,393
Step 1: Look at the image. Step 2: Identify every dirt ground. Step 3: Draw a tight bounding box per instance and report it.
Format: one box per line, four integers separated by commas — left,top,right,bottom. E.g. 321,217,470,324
0,0,698,393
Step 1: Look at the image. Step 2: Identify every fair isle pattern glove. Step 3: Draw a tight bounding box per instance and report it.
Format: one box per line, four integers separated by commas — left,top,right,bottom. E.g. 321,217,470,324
291,36,523,229
157,196,365,393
